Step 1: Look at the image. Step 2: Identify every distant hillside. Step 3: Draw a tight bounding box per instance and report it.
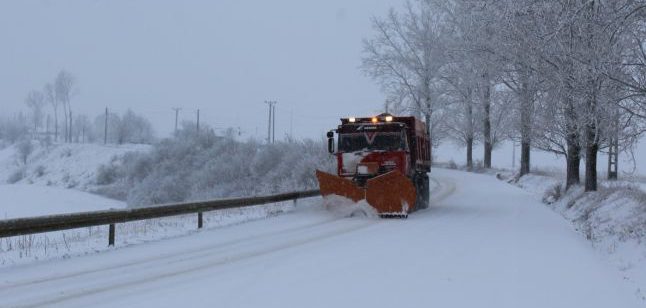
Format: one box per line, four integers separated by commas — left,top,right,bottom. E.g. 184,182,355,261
0,142,150,191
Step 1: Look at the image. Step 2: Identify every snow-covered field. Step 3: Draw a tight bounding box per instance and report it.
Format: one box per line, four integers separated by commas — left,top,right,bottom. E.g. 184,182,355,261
0,142,149,189
0,184,125,219
0,169,642,307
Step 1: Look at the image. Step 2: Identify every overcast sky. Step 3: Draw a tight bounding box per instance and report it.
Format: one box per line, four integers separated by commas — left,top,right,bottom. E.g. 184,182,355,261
0,0,403,140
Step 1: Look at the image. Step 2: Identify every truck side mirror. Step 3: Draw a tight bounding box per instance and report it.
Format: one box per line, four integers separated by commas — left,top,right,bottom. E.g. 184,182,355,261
327,131,335,154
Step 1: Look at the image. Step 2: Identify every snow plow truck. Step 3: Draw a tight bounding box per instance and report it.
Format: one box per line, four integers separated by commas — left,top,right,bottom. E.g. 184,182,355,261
316,113,431,218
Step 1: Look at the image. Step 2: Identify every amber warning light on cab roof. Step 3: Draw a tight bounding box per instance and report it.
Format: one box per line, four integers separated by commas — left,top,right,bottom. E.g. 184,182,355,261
341,114,396,124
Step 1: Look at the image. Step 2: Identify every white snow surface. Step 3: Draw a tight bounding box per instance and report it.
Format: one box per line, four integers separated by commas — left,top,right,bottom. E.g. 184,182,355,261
0,184,125,219
0,168,642,307
0,142,149,189
510,172,646,302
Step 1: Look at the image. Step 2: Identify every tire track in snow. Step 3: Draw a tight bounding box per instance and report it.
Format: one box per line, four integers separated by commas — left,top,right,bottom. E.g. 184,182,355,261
428,175,457,205
0,212,341,291
4,176,457,308
12,219,378,308
10,176,456,291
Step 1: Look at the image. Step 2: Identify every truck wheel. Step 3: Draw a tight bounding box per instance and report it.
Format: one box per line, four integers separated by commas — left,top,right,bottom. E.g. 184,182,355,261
422,174,430,209
414,173,429,210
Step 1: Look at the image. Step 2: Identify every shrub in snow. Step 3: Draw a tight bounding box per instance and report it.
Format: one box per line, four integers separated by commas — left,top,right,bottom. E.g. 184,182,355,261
97,125,334,207
558,185,646,243
447,160,458,170
7,168,25,184
34,165,46,178
66,179,79,189
96,163,119,185
61,147,72,158
17,140,34,165
514,173,646,248
541,183,563,204
471,159,486,173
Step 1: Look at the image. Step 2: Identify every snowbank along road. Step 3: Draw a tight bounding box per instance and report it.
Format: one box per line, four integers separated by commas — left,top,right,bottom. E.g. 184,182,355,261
0,169,641,307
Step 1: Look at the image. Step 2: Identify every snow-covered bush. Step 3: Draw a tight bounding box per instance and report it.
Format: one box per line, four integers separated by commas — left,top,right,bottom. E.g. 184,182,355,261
97,126,334,207
34,165,46,178
470,159,486,173
447,160,458,170
7,168,25,184
17,140,34,165
542,182,563,204
555,184,646,243
95,157,124,185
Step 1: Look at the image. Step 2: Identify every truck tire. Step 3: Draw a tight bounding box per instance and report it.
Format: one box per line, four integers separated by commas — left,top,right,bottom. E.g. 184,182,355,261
414,173,429,210
422,174,429,209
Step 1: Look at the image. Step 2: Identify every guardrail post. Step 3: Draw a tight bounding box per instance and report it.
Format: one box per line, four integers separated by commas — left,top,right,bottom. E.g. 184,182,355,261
293,199,297,206
198,212,203,229
108,224,115,246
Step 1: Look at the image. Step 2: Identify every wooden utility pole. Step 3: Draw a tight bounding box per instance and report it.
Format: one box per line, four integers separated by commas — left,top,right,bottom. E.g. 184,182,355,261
289,109,293,139
272,103,276,143
172,107,181,136
196,109,200,133
104,107,108,144
265,101,277,143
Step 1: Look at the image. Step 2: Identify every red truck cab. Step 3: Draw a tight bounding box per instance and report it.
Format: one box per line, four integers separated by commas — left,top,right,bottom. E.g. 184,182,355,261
322,113,431,213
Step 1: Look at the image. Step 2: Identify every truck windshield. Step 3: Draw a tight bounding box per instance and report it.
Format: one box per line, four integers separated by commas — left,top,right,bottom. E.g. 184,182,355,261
339,133,405,152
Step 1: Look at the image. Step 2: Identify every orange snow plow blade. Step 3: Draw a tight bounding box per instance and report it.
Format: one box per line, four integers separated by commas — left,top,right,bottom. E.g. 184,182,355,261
366,171,416,216
316,170,364,202
315,170,416,217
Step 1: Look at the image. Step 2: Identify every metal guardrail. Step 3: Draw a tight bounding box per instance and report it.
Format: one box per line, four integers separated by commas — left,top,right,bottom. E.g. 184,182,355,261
0,189,321,246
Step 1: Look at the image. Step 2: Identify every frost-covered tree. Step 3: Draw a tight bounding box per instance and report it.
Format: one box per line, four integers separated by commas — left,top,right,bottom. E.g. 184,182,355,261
55,70,76,143
440,62,479,168
72,114,92,143
43,83,59,142
94,110,155,144
361,0,449,149
24,90,46,135
118,109,155,144
17,139,33,165
364,0,646,189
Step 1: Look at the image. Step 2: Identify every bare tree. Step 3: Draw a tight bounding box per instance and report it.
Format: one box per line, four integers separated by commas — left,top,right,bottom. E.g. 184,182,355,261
44,83,58,142
363,0,646,188
17,139,33,165
95,110,155,145
440,61,479,168
55,70,76,143
73,114,92,143
25,90,46,135
361,0,448,151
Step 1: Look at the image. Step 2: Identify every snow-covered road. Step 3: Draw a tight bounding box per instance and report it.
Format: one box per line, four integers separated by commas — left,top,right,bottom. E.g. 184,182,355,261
0,169,641,307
